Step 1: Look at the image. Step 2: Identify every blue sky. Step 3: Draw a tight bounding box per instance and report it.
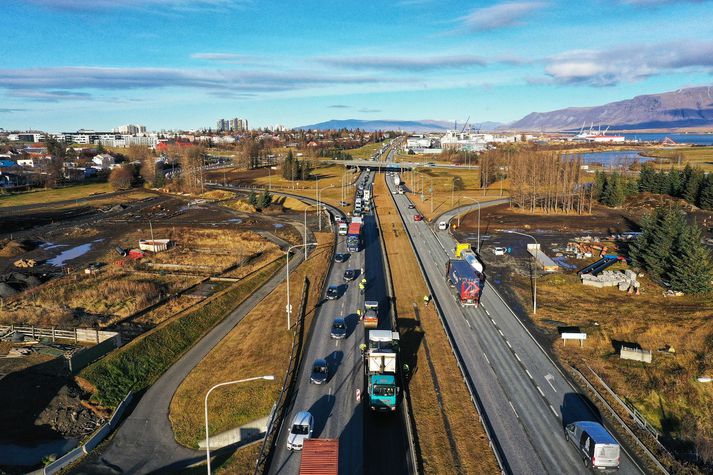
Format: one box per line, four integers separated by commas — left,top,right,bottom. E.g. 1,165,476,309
1,0,712,131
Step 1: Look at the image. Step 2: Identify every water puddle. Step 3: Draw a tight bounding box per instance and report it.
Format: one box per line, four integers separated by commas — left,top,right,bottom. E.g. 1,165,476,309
40,242,68,251
47,239,103,267
273,223,284,229
0,438,78,465
227,218,243,224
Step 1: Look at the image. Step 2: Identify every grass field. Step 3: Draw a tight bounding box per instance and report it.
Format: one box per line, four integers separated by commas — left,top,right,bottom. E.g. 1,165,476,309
641,146,713,171
169,233,334,450
405,167,507,220
78,257,285,408
348,142,383,159
0,182,115,208
510,269,713,462
374,176,500,474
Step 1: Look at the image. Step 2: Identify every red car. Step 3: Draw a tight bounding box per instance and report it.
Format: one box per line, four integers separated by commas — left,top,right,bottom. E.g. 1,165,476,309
413,214,423,221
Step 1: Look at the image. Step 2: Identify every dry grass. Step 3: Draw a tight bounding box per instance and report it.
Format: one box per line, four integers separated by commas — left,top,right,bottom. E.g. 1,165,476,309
0,182,113,208
348,142,383,159
406,168,507,220
0,268,191,327
374,176,500,474
200,190,236,201
510,271,713,461
226,199,258,213
271,195,311,211
641,147,713,172
169,233,334,450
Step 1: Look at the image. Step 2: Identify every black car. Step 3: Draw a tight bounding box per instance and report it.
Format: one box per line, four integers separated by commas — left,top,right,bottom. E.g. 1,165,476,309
334,253,349,263
326,285,340,299
330,318,347,339
343,269,357,282
310,358,329,384
408,203,415,209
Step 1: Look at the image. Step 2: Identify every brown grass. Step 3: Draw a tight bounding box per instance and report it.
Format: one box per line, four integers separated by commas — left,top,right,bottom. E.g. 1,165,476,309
200,190,236,201
169,233,334,450
374,176,500,474
0,268,192,327
510,271,713,462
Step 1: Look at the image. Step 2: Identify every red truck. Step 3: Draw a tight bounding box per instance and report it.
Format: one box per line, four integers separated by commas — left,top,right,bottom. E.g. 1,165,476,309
299,439,338,475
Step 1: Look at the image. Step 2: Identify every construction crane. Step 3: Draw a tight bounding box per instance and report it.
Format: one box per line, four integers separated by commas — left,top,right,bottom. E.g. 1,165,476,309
460,116,470,134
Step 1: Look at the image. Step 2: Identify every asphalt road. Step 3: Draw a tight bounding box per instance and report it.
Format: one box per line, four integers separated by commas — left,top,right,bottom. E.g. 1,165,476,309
386,172,647,475
269,172,409,475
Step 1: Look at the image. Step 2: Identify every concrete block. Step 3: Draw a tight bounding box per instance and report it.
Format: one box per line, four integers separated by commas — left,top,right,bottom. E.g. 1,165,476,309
625,269,636,280
618,281,630,291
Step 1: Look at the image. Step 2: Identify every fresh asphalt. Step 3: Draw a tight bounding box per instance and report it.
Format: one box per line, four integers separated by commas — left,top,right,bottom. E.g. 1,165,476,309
386,168,647,474
269,171,409,475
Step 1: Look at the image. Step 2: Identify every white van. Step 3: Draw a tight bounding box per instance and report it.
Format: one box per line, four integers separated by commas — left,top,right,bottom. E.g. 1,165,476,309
565,421,620,470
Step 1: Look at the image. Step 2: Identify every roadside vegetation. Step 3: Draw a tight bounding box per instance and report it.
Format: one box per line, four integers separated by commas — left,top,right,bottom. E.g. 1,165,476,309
642,147,713,172
0,182,114,208
169,233,333,450
78,257,285,408
374,176,500,474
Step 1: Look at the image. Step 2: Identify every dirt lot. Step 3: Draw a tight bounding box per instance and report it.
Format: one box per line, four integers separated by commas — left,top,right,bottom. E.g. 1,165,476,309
374,175,499,474
456,196,713,471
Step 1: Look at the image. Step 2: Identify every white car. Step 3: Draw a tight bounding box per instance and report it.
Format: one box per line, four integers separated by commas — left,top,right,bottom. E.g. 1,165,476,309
493,247,506,256
286,411,314,451
438,221,448,231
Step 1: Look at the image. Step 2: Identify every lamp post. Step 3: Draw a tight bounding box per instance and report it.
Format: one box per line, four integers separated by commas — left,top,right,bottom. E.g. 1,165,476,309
303,204,315,259
316,184,335,231
461,197,481,253
205,375,275,475
506,230,538,314
286,243,317,329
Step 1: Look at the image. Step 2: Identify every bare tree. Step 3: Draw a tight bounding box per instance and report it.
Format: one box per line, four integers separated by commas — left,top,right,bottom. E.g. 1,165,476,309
127,145,156,187
109,164,134,190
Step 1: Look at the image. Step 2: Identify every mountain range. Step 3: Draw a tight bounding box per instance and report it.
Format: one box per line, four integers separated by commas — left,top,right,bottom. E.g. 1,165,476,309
506,85,713,131
296,119,502,132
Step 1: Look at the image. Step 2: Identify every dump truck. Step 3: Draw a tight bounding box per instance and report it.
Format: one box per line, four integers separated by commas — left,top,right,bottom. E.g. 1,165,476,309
363,300,379,328
366,329,400,412
446,259,484,306
299,439,338,475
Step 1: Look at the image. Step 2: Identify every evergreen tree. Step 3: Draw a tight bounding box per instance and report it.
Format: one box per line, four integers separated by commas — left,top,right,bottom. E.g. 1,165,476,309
698,174,713,210
260,190,272,208
638,163,657,192
601,172,626,207
653,171,671,195
669,222,713,293
248,191,258,208
593,171,606,200
640,207,686,281
282,151,293,180
668,168,683,197
682,166,704,205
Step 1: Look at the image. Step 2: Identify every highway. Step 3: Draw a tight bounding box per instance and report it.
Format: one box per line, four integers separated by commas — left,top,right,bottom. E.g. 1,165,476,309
385,168,647,475
269,172,410,475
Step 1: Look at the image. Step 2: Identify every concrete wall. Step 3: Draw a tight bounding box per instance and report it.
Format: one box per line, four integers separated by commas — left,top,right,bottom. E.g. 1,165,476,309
620,346,652,363
67,335,121,373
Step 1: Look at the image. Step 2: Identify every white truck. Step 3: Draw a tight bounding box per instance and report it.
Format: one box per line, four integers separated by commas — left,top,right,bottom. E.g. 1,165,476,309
338,222,348,235
363,186,371,202
393,175,401,187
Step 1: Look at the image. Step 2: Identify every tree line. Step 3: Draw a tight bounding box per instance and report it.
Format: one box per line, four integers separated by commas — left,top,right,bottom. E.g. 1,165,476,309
638,163,713,210
281,150,314,181
629,206,712,293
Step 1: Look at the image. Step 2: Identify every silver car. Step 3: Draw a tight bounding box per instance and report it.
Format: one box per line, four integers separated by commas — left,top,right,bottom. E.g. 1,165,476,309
565,421,620,470
286,411,314,451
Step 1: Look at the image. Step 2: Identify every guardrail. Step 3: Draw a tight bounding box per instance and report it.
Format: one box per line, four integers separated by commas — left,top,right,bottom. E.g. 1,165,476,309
372,188,421,475
0,325,117,344
384,174,507,474
568,365,671,475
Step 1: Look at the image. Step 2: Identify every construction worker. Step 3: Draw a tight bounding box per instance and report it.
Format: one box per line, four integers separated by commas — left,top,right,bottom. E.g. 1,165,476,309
360,277,367,286
357,308,362,320
423,294,431,307
359,343,367,359
359,281,365,295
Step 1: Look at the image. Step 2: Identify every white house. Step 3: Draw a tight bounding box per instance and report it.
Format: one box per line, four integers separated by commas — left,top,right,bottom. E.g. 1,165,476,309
92,153,116,169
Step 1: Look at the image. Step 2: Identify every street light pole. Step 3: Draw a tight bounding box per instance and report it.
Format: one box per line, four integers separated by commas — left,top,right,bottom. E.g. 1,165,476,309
205,375,275,475
462,197,481,253
506,230,538,314
286,242,317,329
303,204,315,259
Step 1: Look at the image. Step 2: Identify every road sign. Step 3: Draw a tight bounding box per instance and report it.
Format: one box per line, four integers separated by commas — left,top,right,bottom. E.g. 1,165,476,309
355,389,361,402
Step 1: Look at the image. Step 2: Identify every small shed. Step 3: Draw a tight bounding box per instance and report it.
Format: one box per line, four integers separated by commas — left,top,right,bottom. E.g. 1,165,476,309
138,239,172,253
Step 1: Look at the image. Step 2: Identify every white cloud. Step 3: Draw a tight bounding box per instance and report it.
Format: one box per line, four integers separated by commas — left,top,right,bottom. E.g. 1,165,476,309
459,2,547,32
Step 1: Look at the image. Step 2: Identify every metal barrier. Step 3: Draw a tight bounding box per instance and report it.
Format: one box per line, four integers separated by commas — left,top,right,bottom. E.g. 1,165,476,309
372,192,421,474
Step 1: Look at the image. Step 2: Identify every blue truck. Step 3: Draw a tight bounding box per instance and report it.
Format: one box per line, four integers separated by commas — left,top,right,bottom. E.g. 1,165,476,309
366,330,400,412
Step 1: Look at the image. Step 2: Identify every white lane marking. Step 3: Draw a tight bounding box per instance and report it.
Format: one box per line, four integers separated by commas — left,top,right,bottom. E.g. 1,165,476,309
509,401,519,418
329,387,333,396
483,352,490,364
545,373,557,392
498,329,504,337
537,386,545,397
490,318,496,325
550,405,559,417
514,353,521,362
466,319,471,329
506,340,512,349
484,309,490,316
525,369,533,380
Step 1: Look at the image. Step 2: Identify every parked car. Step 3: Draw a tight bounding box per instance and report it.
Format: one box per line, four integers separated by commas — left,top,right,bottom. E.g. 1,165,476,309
438,221,448,231
330,317,347,339
334,253,349,263
286,411,314,451
343,269,357,282
326,285,340,299
413,214,423,222
310,358,329,384
339,201,349,206
564,421,620,470
493,247,506,256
